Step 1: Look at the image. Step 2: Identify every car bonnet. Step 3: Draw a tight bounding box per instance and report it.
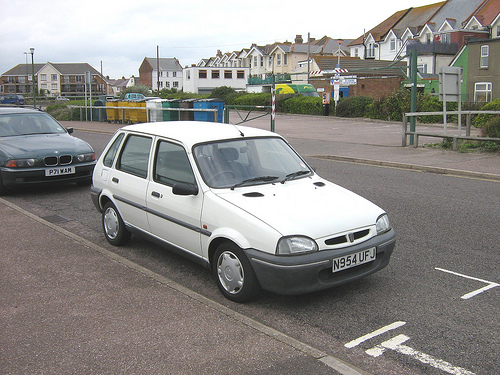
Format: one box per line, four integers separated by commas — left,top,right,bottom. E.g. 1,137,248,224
213,177,385,239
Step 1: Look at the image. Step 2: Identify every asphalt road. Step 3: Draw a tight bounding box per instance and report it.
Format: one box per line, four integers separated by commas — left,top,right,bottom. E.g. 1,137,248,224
4,128,499,375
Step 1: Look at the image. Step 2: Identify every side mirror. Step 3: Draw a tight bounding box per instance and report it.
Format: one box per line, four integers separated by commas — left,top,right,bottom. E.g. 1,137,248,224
66,127,74,134
172,183,198,196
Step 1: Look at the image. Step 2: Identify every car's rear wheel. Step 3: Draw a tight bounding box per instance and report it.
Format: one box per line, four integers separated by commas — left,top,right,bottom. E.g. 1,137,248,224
102,202,131,246
213,241,260,302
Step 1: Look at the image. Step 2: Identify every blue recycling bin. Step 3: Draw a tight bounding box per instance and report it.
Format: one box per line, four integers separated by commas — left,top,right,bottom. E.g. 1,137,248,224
193,99,224,123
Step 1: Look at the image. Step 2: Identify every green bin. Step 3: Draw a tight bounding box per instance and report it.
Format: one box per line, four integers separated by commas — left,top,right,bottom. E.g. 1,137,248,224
162,99,180,121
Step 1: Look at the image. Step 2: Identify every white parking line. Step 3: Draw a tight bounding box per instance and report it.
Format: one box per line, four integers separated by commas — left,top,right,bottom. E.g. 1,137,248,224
344,321,406,348
435,267,499,299
379,334,475,375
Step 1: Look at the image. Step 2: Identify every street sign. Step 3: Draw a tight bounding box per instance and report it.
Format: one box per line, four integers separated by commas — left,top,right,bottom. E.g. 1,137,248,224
340,78,357,86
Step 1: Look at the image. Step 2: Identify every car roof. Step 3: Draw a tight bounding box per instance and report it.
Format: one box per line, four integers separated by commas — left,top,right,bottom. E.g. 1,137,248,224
120,121,280,147
0,107,42,115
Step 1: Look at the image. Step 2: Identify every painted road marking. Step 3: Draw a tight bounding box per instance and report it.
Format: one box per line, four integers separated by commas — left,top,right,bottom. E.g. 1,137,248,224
435,267,499,299
346,323,476,375
344,321,406,348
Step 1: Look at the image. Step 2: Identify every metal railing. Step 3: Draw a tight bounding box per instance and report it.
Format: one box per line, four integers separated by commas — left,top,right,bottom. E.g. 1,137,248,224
402,110,500,149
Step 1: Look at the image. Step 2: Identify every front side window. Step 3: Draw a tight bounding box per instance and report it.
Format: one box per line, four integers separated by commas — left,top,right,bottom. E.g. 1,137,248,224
154,141,196,187
117,135,152,178
194,137,311,188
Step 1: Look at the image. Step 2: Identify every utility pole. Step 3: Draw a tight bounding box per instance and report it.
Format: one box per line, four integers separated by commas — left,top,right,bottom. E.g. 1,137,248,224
409,48,417,145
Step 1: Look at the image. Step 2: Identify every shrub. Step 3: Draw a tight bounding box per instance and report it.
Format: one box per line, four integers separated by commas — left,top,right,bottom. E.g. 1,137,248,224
335,96,373,118
481,116,500,138
472,98,500,128
366,98,388,120
45,104,72,121
232,93,272,107
417,94,442,123
280,96,322,115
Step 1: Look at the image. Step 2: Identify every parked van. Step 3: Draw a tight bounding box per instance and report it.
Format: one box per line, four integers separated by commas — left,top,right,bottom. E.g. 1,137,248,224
275,84,319,97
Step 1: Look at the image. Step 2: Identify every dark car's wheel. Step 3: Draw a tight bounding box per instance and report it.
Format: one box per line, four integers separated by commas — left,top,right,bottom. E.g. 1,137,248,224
213,241,260,302
102,202,131,246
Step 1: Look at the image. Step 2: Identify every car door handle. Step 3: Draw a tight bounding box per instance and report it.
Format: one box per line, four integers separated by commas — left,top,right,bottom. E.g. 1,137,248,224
112,177,119,183
151,191,161,198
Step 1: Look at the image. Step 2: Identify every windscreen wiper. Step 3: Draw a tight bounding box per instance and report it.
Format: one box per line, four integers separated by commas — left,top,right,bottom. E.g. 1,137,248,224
281,170,310,183
231,176,279,190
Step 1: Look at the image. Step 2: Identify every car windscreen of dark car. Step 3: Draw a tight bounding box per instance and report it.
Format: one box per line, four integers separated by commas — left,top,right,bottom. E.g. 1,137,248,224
0,113,67,137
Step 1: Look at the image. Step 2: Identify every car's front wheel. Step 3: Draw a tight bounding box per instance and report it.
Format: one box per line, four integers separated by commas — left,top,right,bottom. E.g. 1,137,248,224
213,242,260,302
102,202,131,246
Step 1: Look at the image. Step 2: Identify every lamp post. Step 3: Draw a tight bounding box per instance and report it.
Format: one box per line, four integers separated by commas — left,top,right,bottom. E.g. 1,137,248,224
23,52,29,94
30,48,36,108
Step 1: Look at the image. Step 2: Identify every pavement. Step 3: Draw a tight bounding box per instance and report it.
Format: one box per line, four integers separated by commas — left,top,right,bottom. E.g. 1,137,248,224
1,114,499,375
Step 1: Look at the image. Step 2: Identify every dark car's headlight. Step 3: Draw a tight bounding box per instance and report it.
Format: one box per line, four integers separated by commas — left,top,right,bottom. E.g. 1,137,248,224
6,158,41,168
376,214,391,234
76,153,95,163
277,236,318,255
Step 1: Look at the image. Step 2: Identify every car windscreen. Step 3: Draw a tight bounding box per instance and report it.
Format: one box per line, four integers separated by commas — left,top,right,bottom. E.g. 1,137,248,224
193,137,312,189
0,113,67,137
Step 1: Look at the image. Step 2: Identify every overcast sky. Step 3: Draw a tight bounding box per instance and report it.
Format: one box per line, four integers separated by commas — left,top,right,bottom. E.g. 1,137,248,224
1,0,436,79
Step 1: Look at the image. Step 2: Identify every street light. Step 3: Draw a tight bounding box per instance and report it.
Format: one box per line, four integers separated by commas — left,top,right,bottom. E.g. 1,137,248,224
30,47,36,108
23,52,29,94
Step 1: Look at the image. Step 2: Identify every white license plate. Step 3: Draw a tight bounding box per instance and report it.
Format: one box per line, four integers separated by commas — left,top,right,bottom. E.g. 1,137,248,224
332,248,376,273
45,167,75,176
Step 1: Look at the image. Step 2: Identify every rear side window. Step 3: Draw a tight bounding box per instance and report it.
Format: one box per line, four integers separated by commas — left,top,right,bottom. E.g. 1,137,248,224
154,140,196,186
117,134,152,178
103,133,124,167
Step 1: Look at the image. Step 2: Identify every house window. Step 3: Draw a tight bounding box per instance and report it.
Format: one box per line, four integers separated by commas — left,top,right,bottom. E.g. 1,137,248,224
173,81,179,88
254,56,258,67
426,33,431,43
224,70,232,79
480,45,489,68
474,82,492,102
51,74,57,81
212,70,220,79
165,81,170,88
441,33,450,44
497,25,500,37
237,70,245,79
173,72,177,77
354,48,359,57
260,56,264,67
268,56,272,67
284,54,288,65
76,76,83,82
51,83,57,90
187,71,191,80
41,74,47,81
199,70,207,79
277,54,281,66
390,39,396,51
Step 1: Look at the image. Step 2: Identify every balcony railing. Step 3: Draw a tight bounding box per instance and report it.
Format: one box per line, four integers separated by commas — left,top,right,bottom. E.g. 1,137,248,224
247,74,291,85
407,40,459,55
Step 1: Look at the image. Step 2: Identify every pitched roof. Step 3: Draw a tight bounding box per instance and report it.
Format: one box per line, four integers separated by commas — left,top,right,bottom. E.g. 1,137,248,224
144,57,182,71
427,0,485,31
391,2,446,37
466,0,500,26
2,63,45,75
350,9,411,46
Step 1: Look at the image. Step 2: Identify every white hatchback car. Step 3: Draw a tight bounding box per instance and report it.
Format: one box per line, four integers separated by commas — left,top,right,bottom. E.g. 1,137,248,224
91,121,395,302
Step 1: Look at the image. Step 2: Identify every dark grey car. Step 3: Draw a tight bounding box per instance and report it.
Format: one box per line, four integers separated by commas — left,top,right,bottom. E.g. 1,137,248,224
0,107,96,194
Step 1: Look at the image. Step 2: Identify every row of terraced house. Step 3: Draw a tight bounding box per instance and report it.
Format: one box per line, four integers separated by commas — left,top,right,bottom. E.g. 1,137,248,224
2,0,500,102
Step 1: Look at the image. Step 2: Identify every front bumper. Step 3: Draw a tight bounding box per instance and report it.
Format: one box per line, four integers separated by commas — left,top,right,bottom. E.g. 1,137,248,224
1,163,95,187
246,228,396,295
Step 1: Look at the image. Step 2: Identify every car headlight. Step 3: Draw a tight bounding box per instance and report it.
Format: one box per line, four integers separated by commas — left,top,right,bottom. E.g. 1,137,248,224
277,236,318,255
6,158,39,168
376,214,391,234
76,153,95,163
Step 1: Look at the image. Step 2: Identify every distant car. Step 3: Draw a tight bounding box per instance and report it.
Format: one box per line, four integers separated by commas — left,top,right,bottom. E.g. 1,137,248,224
55,96,70,102
0,94,25,105
0,107,96,194
91,121,395,302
